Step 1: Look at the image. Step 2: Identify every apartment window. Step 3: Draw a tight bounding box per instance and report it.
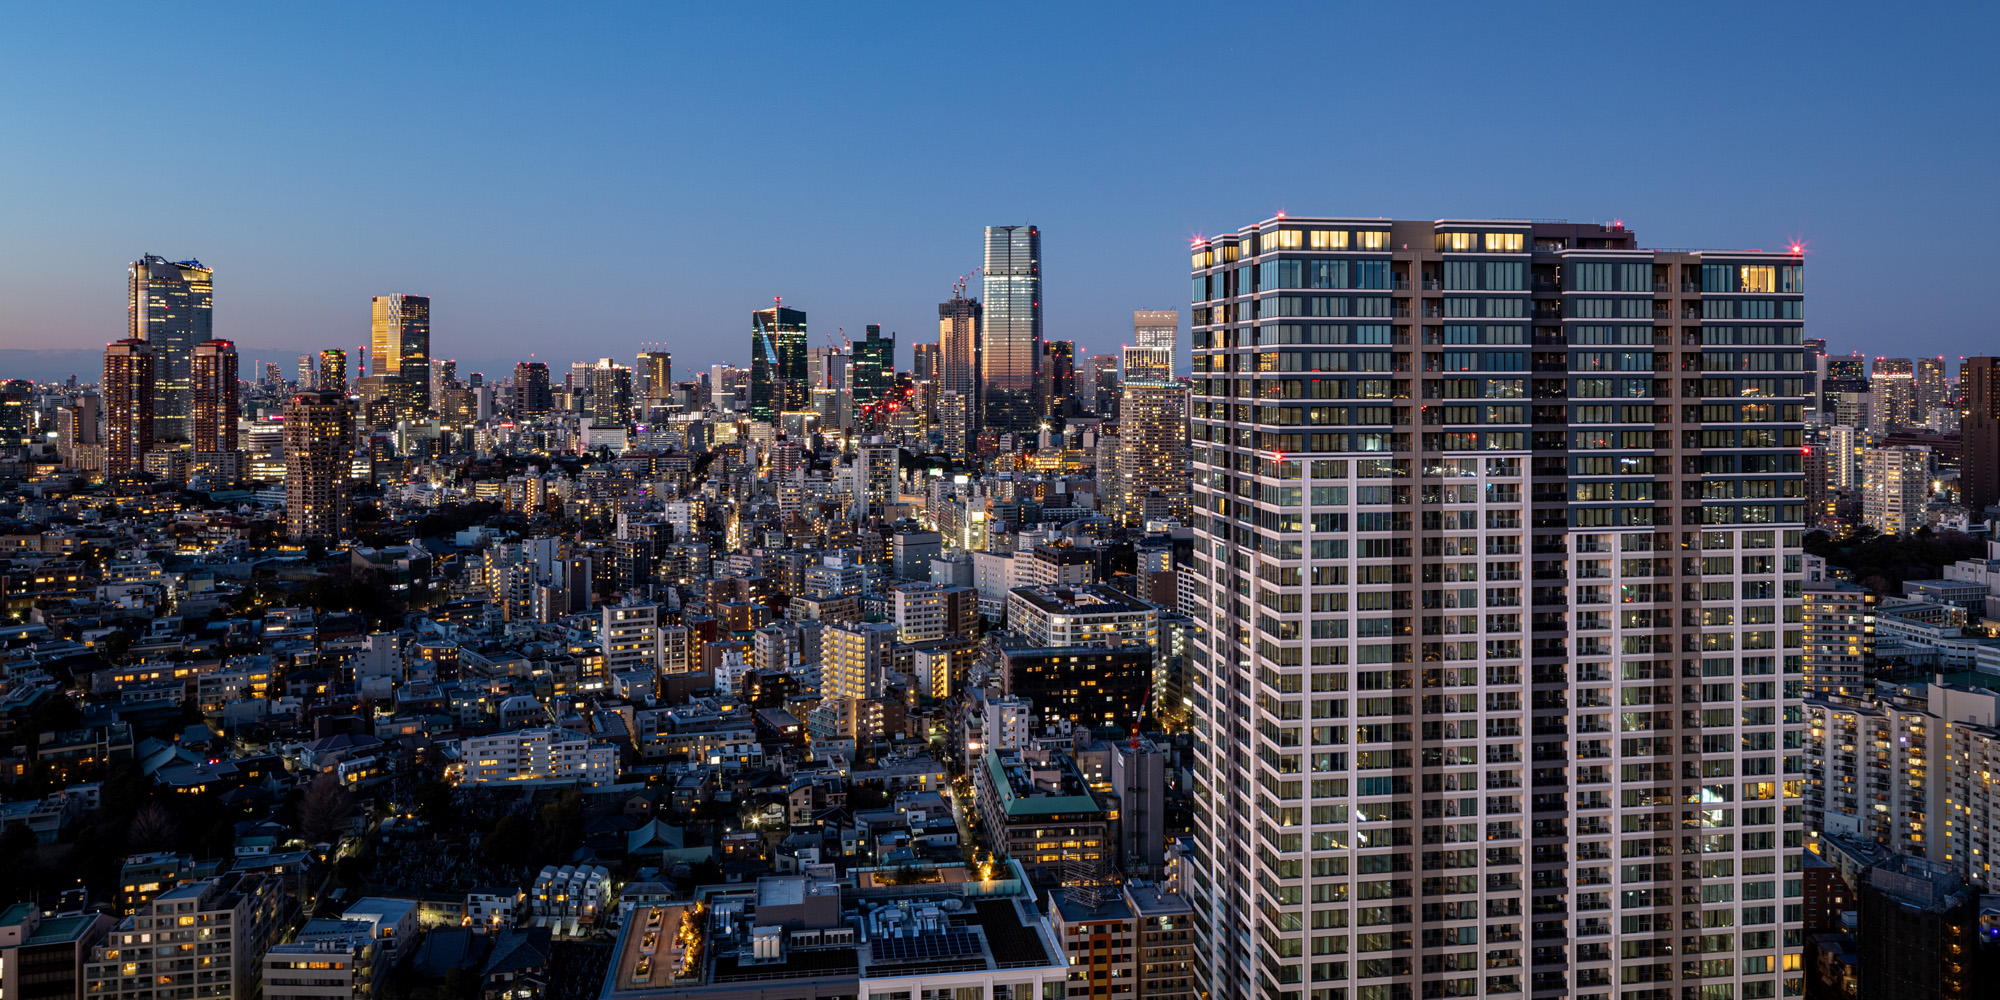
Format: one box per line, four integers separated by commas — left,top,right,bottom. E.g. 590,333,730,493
1485,233,1524,253
1311,230,1350,250
1569,263,1613,291
1358,230,1390,250
1443,261,1480,289
1739,266,1776,293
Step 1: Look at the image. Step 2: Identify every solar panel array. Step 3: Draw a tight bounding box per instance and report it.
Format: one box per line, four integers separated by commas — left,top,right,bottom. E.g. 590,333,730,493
871,929,982,964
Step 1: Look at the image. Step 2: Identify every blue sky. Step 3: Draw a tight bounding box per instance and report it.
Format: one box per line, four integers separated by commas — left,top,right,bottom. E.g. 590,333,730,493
2,4,1995,380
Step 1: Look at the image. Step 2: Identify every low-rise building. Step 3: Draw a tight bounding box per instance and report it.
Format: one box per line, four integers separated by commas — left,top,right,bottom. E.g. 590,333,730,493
458,727,618,786
974,748,1108,883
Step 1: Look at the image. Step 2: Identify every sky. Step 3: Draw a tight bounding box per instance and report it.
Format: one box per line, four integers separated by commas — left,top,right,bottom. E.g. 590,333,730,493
2,4,1996,382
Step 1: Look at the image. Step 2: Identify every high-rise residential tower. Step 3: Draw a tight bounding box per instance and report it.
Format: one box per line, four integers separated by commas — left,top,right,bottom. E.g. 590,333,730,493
750,304,808,422
190,340,240,453
1870,357,1913,432
981,225,1042,434
939,293,983,420
316,349,346,395
1114,343,1188,527
852,324,895,407
911,343,937,384
103,338,155,475
284,389,354,541
1188,217,1807,1000
127,255,212,445
369,294,431,415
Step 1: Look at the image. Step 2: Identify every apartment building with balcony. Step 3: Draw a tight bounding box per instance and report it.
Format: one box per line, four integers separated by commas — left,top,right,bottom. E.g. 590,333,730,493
1186,217,1807,1000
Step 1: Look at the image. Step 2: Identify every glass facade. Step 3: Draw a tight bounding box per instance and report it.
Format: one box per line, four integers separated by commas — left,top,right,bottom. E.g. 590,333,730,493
852,324,895,407
750,305,809,422
981,224,1042,435
370,294,432,415
127,255,212,445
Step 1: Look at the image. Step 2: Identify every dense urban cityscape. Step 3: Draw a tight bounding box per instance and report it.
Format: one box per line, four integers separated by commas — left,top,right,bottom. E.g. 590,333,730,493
0,212,1994,1000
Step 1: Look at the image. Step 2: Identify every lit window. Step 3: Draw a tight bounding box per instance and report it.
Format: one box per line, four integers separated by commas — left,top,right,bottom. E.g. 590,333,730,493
1739,266,1776,293
1436,232,1476,252
1358,231,1390,250
1485,232,1524,253
1310,230,1349,250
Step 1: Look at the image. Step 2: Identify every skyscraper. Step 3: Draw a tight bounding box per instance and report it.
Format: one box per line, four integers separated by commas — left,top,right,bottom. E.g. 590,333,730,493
750,304,808,422
369,294,431,415
583,359,634,425
938,293,982,421
1871,356,1914,432
284,389,354,542
1133,309,1179,371
297,355,315,389
1114,356,1188,527
1040,339,1075,418
637,351,672,400
103,338,155,475
127,255,212,445
911,343,937,385
1915,356,1949,424
1961,357,2000,513
190,340,240,453
1189,217,1806,1000
318,349,348,394
513,361,553,416
853,324,896,408
981,225,1042,434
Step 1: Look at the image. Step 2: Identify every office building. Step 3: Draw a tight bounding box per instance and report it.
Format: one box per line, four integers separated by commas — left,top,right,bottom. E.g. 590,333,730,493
939,292,982,420
284,390,354,542
911,342,937,384
458,726,618,785
750,304,809,422
513,361,553,417
637,351,672,400
1134,309,1179,356
370,294,431,415
103,338,155,475
1041,339,1075,418
1189,217,1807,1000
1861,444,1930,536
981,225,1043,434
1960,357,2000,512
190,340,240,454
127,255,213,445
990,637,1152,733
83,873,285,1000
1090,353,1120,417
852,324,894,408
975,748,1110,882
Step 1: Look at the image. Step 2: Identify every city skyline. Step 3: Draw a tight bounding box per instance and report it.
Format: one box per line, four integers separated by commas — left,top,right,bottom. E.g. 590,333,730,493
3,8,1995,374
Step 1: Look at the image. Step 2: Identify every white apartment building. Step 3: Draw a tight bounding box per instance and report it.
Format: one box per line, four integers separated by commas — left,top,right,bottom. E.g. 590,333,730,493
530,864,613,923
1188,218,1807,1000
1860,443,1930,536
602,602,662,674
1006,584,1159,650
459,726,618,786
264,922,375,1000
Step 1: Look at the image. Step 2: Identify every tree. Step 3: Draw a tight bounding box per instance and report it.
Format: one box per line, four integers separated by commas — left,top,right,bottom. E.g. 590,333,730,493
298,772,355,846
127,802,179,852
483,815,534,866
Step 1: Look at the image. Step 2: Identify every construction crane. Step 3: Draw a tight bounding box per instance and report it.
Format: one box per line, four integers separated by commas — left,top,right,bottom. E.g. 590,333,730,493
951,265,984,300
